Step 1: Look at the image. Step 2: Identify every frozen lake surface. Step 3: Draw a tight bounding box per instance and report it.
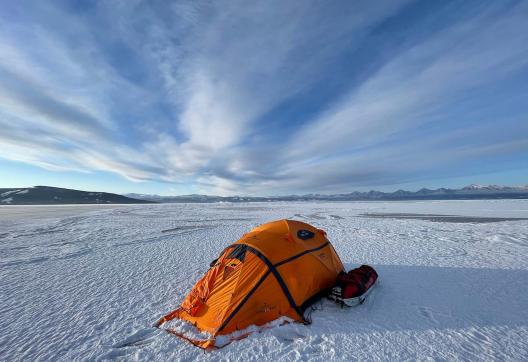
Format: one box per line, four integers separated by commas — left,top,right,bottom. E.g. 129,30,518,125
1,200,528,360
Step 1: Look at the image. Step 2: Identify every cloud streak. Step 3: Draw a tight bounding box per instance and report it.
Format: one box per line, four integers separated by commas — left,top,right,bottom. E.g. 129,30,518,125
0,1,526,194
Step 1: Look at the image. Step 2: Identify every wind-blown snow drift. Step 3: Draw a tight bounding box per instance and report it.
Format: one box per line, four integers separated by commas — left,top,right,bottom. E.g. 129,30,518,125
0,200,527,360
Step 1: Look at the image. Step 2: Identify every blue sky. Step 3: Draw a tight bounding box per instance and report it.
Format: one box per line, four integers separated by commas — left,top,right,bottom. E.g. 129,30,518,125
0,0,527,196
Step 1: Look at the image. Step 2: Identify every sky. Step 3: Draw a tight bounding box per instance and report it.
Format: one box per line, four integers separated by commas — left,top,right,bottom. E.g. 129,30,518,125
0,0,527,196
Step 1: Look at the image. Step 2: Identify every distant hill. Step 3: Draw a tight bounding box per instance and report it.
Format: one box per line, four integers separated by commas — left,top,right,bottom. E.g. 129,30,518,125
126,184,528,203
0,186,154,205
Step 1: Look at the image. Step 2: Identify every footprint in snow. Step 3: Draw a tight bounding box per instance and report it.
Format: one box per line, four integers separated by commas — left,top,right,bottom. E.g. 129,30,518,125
435,246,468,258
112,328,159,348
416,305,454,325
418,306,439,324
270,328,306,343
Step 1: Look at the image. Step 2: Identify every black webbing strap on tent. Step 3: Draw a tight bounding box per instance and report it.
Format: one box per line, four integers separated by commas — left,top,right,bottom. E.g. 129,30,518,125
217,242,331,332
245,245,305,321
274,242,329,268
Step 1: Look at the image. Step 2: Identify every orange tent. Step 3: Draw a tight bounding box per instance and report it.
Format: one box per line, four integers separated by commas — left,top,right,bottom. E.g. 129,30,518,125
155,219,344,349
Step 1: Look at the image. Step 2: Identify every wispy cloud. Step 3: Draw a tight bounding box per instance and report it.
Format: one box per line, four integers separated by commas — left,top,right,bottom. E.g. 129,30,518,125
0,1,526,194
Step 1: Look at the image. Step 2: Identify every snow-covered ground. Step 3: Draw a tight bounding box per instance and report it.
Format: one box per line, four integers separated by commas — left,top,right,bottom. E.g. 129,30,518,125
1,200,527,361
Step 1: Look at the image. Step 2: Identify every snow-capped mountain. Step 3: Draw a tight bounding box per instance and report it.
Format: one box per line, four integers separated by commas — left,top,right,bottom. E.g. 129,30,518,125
2,184,526,205
125,184,528,203
462,184,528,191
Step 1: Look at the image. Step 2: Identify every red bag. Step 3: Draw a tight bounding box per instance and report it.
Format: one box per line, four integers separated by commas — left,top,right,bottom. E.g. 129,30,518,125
337,265,378,299
328,265,378,306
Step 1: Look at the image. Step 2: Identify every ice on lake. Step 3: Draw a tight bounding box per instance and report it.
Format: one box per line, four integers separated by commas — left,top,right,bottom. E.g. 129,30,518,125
1,200,527,360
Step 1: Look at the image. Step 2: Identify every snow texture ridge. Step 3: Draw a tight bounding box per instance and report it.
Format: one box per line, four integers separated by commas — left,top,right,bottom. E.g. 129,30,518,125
0,200,527,361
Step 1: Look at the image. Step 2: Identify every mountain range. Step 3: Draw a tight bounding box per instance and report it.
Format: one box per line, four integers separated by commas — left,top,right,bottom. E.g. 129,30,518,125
1,184,526,205
0,186,153,205
125,184,528,203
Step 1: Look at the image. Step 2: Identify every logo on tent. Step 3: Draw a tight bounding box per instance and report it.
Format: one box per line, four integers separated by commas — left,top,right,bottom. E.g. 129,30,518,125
256,302,277,313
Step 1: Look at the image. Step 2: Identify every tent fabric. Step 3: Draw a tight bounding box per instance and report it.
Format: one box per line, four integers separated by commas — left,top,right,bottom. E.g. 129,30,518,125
155,219,344,348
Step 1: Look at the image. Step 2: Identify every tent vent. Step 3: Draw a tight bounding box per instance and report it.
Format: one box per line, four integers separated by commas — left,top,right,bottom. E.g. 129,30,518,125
297,230,315,240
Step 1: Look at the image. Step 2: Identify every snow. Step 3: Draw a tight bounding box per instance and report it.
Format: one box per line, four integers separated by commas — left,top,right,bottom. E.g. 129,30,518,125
0,189,28,203
0,200,527,361
0,190,21,197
